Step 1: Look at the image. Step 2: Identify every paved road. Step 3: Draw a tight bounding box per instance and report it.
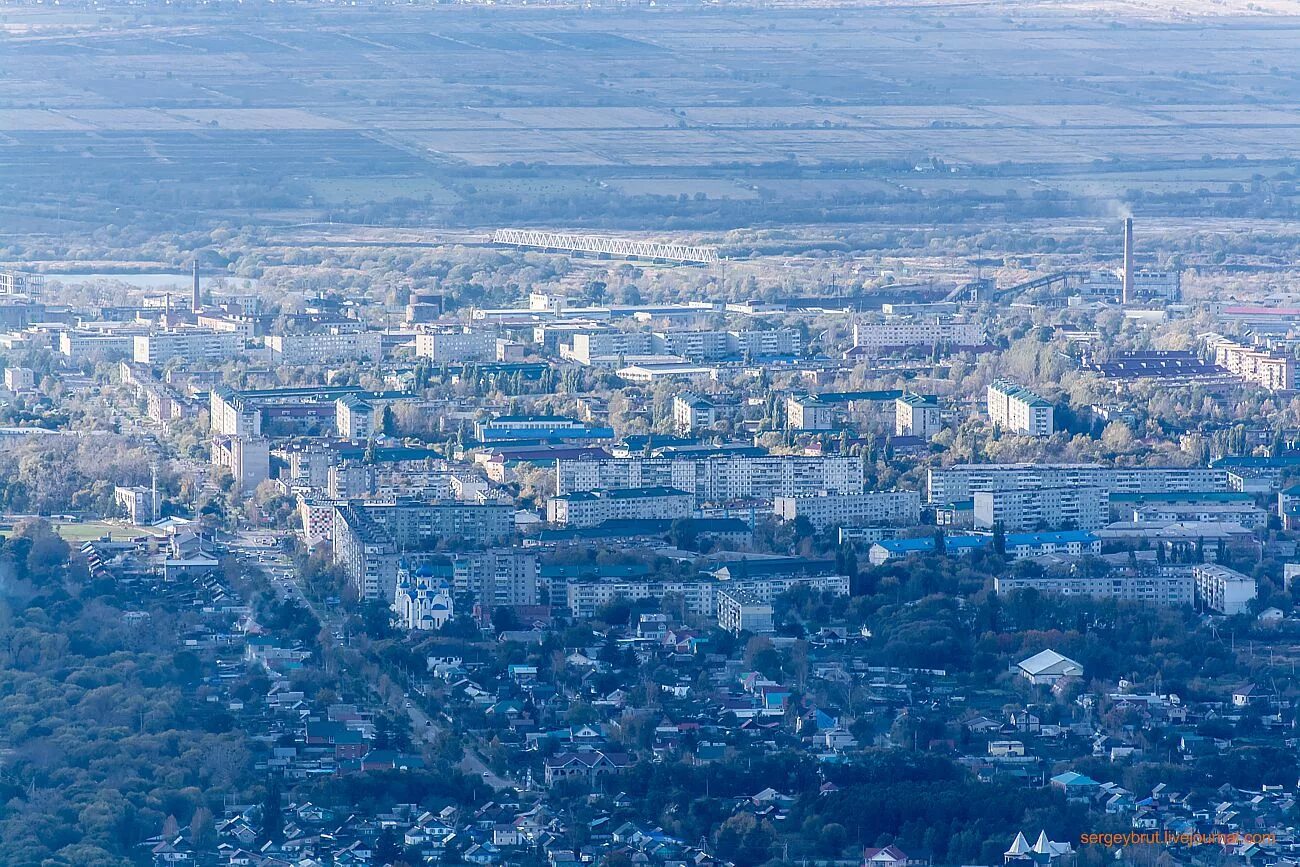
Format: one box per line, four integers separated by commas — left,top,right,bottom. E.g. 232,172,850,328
225,531,516,791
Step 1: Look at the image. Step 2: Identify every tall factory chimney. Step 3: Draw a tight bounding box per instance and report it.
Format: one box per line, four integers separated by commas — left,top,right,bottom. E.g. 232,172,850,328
1122,217,1134,305
191,259,201,314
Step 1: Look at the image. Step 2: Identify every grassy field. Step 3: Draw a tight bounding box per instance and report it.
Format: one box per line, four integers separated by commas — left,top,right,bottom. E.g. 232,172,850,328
4,2,1300,232
0,521,164,543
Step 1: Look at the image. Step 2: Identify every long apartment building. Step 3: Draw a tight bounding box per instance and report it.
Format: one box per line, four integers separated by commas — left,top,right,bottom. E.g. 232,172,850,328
987,379,1054,436
927,463,1227,505
556,453,865,504
565,572,849,619
267,326,382,364
415,328,498,363
973,486,1109,531
773,490,921,529
1204,333,1296,392
850,316,983,356
563,327,801,365
547,486,693,528
133,328,243,365
995,566,1195,606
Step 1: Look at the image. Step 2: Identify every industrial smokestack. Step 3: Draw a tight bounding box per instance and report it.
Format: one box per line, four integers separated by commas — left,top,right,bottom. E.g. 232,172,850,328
191,259,201,314
1122,217,1134,305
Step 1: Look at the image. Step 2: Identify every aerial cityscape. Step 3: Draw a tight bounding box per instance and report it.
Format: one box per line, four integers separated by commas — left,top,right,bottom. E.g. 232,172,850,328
3,0,1300,865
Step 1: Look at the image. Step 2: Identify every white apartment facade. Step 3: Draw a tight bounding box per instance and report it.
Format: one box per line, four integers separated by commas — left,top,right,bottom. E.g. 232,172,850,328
987,379,1054,436
995,567,1193,606
547,486,693,527
268,327,382,364
556,454,865,503
415,329,497,363
851,317,983,355
973,486,1108,531
927,463,1228,504
1192,563,1257,615
773,490,921,529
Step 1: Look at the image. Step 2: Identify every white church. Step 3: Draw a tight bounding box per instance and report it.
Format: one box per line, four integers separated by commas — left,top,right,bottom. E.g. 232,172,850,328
392,562,454,631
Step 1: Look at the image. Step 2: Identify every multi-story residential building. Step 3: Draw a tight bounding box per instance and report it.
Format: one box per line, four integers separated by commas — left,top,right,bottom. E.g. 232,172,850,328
267,326,382,364
335,392,421,440
849,316,983,356
1192,563,1258,615
565,571,849,619
927,463,1227,504
59,326,145,361
988,379,1054,436
415,328,497,363
973,486,1108,531
299,497,338,546
332,504,402,602
728,328,801,359
717,589,774,634
1001,530,1103,560
895,392,943,439
3,367,34,391
673,393,716,434
211,434,270,493
547,486,693,528
1131,500,1266,529
773,490,921,529
331,499,514,600
336,394,377,440
556,454,865,503
996,560,1190,605
114,485,158,525
786,394,838,431
1204,333,1296,392
451,549,540,609
564,329,658,365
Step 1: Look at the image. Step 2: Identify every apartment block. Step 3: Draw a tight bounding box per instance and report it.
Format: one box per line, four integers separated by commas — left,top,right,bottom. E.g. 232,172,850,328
451,549,540,609
556,454,865,504
1205,333,1296,392
850,316,983,356
331,500,514,600
547,486,693,528
995,564,1193,606
1192,563,1258,615
973,486,1108,531
927,463,1228,505
415,328,497,363
717,589,774,635
267,327,382,364
988,379,1054,436
895,392,943,439
773,490,921,529
565,572,849,619
673,393,716,434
